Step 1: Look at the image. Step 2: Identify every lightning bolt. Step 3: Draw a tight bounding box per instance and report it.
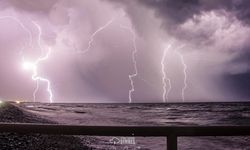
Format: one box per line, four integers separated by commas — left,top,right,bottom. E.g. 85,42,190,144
174,46,187,102
22,47,53,103
33,80,39,102
77,18,114,54
161,45,172,103
31,21,43,102
120,24,138,103
32,21,43,54
0,16,33,52
21,21,53,103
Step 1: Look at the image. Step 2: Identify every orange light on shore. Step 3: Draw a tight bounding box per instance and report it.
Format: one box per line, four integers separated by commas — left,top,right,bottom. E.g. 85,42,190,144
16,101,21,104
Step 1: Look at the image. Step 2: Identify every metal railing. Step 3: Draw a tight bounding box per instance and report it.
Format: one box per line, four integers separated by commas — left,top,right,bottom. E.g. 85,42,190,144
0,123,250,150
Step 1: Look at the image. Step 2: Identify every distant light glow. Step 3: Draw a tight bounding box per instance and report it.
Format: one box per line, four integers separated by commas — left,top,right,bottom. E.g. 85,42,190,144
22,62,35,70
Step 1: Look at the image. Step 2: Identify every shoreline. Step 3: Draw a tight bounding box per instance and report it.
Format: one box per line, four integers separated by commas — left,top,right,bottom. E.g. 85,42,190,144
0,103,92,150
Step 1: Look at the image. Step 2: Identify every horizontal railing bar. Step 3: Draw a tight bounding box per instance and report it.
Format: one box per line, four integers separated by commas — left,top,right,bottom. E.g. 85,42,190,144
0,123,249,136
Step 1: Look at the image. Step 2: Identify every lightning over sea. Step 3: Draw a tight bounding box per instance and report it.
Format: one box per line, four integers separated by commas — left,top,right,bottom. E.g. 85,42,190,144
22,21,53,103
22,48,53,103
161,44,172,103
120,24,139,104
0,16,54,103
174,45,187,102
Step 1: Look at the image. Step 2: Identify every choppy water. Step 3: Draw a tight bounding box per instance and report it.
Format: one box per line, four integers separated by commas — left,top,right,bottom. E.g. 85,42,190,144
20,102,250,150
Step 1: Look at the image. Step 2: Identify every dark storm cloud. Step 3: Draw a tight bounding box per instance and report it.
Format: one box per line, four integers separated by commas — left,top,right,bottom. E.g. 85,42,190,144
223,49,250,99
137,0,250,26
232,49,250,65
108,0,250,40
223,72,250,99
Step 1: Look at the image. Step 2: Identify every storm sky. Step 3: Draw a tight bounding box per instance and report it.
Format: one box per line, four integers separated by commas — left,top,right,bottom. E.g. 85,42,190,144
0,0,249,103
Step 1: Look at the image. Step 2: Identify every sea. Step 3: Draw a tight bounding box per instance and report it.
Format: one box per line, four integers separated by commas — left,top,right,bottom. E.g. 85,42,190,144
20,102,250,150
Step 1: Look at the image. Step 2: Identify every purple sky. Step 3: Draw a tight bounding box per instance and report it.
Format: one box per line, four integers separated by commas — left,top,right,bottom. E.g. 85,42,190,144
0,0,249,103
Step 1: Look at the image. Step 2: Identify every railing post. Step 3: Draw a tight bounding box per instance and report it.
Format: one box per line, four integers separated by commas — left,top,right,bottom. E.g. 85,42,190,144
167,135,177,150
